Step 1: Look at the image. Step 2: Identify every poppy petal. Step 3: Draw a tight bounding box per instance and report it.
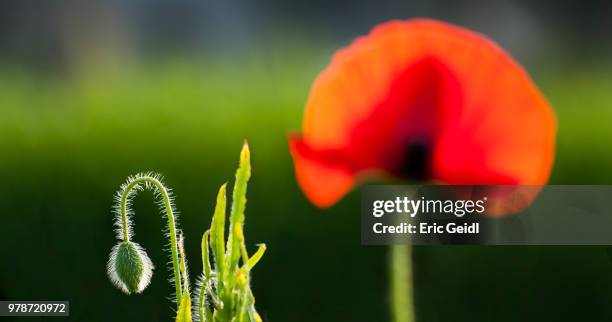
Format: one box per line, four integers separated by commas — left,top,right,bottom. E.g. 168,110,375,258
289,135,355,208
290,19,556,210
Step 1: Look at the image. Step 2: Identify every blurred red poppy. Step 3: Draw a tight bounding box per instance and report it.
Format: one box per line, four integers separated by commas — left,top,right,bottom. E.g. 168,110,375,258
289,19,556,212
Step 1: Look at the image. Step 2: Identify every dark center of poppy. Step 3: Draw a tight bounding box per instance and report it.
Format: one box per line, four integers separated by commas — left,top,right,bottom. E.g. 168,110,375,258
398,138,431,180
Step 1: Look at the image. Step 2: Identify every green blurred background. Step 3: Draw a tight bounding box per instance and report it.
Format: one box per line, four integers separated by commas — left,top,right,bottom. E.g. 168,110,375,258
1,1,612,321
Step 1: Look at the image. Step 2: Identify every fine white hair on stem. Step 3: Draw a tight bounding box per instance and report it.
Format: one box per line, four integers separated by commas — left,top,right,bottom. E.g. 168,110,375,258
193,272,206,321
192,272,218,321
113,172,179,241
112,171,184,304
178,232,191,293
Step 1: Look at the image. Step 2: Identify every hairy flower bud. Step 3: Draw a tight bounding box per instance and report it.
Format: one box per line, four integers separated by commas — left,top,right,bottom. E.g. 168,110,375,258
107,241,154,294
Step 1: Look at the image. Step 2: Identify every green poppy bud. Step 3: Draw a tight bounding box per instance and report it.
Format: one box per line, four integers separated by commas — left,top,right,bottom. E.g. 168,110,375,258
107,241,154,294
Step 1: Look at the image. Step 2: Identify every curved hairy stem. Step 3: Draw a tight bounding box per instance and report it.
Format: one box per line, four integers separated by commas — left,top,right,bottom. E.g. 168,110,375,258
116,173,183,304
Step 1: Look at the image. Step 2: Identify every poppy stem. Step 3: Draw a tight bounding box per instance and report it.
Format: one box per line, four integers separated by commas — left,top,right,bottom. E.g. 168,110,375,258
118,174,183,305
389,244,415,322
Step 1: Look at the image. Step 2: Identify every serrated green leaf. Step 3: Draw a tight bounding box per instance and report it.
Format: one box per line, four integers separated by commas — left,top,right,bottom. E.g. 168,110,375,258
225,142,251,285
195,142,265,322
210,184,227,278
175,291,193,322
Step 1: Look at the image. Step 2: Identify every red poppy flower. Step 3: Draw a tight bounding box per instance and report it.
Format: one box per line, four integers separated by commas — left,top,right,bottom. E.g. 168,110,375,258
289,19,556,212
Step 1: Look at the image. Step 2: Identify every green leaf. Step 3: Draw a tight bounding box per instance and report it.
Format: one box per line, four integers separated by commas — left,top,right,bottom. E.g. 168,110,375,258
244,244,266,272
226,142,251,282
201,230,212,279
175,291,193,322
210,184,227,278
196,142,265,322
199,230,212,322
